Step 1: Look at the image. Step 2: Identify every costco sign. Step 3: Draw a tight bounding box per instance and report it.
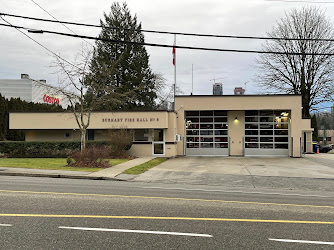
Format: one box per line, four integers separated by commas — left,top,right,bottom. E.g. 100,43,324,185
43,94,60,105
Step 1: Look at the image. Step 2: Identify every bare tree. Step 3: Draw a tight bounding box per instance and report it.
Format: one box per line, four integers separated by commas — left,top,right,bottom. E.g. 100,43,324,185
155,77,184,110
34,46,139,153
256,6,334,118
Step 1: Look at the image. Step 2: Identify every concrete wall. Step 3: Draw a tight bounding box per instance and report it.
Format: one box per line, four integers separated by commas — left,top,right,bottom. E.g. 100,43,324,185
10,111,170,130
25,130,81,141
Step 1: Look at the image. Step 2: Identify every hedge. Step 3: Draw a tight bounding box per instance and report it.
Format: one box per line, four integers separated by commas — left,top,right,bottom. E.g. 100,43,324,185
0,141,129,158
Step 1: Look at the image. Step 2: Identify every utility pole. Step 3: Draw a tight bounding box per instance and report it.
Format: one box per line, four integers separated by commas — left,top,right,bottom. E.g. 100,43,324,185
173,34,176,108
191,64,193,95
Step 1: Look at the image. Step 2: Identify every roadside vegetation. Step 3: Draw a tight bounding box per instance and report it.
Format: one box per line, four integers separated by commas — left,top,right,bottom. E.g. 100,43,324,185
0,158,128,172
123,157,168,175
0,129,133,170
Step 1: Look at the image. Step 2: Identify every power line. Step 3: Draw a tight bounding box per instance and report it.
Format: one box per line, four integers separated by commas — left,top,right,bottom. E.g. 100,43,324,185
265,0,334,3
1,23,334,56
0,17,80,70
30,0,94,47
1,12,334,42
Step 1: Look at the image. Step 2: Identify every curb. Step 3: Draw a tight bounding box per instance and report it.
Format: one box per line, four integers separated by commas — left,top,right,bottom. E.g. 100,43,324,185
0,171,125,181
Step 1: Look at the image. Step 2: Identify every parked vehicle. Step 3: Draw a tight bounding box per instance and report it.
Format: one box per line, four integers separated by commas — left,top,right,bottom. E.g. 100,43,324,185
320,145,332,153
312,142,332,153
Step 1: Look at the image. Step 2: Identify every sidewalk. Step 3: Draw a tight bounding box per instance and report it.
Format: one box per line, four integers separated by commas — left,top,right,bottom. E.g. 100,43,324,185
88,157,155,179
0,157,155,180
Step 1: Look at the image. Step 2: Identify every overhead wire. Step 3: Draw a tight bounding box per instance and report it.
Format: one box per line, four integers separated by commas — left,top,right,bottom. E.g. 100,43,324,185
265,0,334,3
1,23,334,56
0,17,80,70
30,0,94,47
1,12,334,42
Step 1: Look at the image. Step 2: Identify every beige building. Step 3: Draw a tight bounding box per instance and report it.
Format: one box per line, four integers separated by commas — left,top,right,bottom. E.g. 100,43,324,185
9,94,313,157
318,130,333,146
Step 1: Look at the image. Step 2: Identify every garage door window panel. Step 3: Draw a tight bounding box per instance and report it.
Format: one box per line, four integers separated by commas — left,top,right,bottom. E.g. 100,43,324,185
246,143,258,148
215,143,228,148
201,143,214,148
275,144,288,149
200,124,214,129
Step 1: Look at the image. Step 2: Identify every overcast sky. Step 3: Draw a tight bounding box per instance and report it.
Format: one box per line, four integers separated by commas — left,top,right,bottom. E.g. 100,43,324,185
1,0,334,107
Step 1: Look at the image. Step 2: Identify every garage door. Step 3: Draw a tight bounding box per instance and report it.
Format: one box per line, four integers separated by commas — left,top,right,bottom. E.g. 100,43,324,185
185,110,229,156
244,110,289,156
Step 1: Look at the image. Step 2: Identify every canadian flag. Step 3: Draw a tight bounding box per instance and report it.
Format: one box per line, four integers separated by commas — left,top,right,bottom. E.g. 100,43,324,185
172,46,175,66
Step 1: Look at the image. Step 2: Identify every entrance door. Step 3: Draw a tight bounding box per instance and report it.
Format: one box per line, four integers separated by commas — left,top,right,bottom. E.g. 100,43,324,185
153,129,165,155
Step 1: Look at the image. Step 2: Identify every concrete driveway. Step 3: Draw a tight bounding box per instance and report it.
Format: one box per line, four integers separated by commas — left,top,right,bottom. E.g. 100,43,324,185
135,154,334,183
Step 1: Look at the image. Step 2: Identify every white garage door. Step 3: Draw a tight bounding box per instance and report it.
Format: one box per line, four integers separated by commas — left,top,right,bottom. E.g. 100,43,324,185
244,110,289,156
185,110,229,156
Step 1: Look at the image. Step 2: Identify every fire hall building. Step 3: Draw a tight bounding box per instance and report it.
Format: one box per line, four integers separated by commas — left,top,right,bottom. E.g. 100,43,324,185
9,95,313,158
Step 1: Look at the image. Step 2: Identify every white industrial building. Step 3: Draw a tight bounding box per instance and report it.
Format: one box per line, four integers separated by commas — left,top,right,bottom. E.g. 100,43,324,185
0,74,69,108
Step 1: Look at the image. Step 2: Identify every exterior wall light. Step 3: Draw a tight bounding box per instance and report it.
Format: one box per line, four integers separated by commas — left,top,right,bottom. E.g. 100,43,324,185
234,117,238,121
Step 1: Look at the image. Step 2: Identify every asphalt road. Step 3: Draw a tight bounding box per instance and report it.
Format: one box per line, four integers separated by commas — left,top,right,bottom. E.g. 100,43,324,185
0,176,333,249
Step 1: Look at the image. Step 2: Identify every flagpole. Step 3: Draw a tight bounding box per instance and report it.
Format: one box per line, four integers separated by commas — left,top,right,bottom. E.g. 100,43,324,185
173,34,176,109
191,64,193,95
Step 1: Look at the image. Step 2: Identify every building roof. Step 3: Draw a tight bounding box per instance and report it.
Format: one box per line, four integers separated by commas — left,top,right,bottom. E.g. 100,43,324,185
10,110,172,113
175,94,301,97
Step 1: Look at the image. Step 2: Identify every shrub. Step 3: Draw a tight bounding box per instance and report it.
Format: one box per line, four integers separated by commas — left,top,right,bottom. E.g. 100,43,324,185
0,141,113,158
105,129,133,158
66,156,74,166
69,146,111,168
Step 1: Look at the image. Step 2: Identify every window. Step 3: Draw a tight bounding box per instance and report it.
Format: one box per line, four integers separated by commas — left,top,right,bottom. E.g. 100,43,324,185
327,137,331,142
64,132,71,138
319,137,323,141
87,130,95,141
134,129,149,141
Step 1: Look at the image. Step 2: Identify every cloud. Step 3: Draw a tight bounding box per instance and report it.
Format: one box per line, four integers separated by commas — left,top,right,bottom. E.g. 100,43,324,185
1,0,334,98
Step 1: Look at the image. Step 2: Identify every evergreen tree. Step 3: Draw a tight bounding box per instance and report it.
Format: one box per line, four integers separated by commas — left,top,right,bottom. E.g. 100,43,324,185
311,114,318,141
87,2,158,111
3,96,64,141
0,94,8,140
6,98,25,141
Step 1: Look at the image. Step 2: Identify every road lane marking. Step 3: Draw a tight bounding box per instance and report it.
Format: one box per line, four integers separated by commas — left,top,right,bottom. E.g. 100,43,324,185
269,238,334,245
140,186,333,198
0,214,333,224
0,189,333,209
58,226,213,237
0,224,12,227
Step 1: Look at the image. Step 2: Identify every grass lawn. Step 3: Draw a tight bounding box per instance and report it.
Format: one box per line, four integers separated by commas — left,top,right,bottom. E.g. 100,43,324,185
123,157,168,175
0,158,129,172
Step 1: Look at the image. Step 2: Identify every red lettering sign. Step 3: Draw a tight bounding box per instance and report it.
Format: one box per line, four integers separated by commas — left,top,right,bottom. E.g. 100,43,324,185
43,94,60,105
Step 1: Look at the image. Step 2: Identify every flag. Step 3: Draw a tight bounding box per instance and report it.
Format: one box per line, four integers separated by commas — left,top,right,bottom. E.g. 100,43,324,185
172,46,175,66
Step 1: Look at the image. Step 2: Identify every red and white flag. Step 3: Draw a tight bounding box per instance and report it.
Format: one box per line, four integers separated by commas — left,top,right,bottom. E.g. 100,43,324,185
172,46,175,66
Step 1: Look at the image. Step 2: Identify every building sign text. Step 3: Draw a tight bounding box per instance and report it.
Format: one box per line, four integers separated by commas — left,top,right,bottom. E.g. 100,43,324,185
102,117,160,123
